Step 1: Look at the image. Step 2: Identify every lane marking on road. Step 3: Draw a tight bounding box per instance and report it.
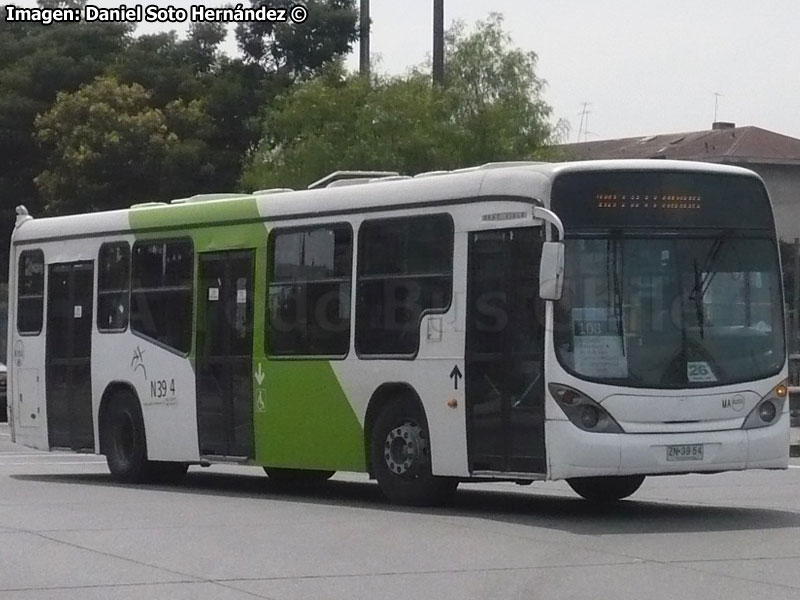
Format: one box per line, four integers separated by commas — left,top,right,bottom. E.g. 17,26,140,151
0,461,107,466
0,453,93,457
0,452,81,456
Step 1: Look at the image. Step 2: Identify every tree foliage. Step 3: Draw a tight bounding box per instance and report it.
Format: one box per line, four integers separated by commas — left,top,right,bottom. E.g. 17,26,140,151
107,23,268,194
236,0,359,79
242,14,560,190
242,67,459,190
34,77,215,213
0,0,359,232
443,14,556,162
0,0,132,265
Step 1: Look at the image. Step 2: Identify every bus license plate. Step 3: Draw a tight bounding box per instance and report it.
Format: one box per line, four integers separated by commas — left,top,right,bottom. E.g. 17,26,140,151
666,444,704,461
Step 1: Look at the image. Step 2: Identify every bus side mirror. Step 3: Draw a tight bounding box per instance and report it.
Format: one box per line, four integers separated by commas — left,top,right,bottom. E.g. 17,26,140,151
539,241,564,301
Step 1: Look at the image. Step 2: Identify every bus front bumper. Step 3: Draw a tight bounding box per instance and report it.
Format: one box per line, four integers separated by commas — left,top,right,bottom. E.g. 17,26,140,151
546,412,790,481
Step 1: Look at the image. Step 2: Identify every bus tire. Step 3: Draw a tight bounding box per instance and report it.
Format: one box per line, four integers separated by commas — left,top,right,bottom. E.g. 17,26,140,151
102,390,151,484
567,475,645,502
263,467,335,483
370,399,457,506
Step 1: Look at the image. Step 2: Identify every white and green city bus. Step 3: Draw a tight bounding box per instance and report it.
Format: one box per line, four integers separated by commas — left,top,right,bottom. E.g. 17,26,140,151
6,160,789,505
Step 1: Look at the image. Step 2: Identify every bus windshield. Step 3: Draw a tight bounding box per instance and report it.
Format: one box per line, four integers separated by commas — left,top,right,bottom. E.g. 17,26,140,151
553,234,785,388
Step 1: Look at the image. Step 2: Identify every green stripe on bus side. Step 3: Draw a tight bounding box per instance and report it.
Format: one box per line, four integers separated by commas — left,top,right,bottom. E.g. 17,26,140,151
128,200,366,471
259,361,366,471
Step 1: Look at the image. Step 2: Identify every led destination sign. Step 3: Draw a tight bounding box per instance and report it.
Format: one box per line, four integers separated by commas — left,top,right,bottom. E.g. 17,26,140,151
551,171,773,231
595,193,702,211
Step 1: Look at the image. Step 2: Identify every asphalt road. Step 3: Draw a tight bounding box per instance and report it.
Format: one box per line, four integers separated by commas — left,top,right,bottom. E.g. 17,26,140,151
3,422,800,600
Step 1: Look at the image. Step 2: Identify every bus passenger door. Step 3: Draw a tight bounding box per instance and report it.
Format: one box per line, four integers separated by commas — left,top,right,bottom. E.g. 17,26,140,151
46,261,94,450
196,251,255,458
465,228,546,474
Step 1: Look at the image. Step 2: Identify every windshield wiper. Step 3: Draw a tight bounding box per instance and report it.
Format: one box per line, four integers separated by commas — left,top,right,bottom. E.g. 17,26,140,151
606,236,625,355
692,258,705,339
688,232,731,339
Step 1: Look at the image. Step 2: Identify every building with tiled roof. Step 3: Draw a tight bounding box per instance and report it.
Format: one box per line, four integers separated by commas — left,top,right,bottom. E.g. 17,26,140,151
558,122,800,242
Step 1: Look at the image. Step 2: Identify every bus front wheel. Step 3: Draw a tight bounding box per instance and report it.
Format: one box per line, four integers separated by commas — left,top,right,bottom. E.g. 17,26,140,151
567,475,645,502
370,400,457,506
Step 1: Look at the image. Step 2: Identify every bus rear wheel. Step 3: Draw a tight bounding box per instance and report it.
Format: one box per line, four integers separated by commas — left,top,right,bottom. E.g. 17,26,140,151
102,390,150,483
567,475,645,502
370,400,457,506
102,390,189,484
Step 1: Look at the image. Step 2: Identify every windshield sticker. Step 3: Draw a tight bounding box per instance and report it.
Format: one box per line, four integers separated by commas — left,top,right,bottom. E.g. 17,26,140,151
687,361,717,383
572,308,629,378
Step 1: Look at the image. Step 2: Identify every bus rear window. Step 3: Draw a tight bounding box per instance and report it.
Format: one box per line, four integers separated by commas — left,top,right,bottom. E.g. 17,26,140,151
98,242,130,332
17,249,45,335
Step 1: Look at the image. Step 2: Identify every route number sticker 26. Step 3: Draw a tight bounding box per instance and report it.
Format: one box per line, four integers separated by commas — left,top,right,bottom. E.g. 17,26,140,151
687,361,717,383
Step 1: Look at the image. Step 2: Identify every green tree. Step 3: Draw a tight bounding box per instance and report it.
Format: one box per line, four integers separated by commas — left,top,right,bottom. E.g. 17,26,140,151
109,22,226,107
236,0,359,79
443,13,556,163
34,76,215,214
242,67,460,190
242,14,561,190
108,23,262,192
0,0,132,264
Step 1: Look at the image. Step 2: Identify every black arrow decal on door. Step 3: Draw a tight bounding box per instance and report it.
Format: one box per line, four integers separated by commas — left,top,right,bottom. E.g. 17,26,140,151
449,365,463,390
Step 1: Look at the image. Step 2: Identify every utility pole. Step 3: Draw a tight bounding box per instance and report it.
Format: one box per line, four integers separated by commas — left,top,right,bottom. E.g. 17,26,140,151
432,0,444,86
713,92,723,122
576,102,591,142
360,0,370,77
794,238,800,354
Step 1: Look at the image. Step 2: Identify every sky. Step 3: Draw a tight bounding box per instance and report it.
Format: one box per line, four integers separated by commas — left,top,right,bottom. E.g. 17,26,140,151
9,0,800,141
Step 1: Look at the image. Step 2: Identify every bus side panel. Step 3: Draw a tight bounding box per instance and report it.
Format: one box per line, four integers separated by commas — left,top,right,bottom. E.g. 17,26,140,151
332,354,470,478
8,245,49,451
255,359,366,471
9,230,200,462
327,229,470,479
92,333,200,462
253,216,471,477
127,199,269,462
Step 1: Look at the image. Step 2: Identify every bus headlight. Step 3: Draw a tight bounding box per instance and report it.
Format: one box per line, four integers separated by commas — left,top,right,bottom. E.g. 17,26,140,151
742,380,787,430
580,405,600,429
549,383,624,434
759,401,777,423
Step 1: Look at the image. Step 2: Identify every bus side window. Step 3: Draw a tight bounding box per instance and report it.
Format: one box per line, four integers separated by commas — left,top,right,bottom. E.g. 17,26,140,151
17,249,45,336
97,242,130,332
267,224,353,357
355,214,453,356
130,239,193,353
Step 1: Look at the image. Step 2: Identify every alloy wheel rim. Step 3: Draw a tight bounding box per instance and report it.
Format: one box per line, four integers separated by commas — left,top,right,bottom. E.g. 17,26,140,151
384,420,428,477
